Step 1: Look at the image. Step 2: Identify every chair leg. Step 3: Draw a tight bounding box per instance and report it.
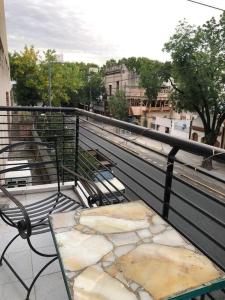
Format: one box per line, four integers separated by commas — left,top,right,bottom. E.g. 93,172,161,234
26,256,58,300
27,236,57,257
0,233,20,265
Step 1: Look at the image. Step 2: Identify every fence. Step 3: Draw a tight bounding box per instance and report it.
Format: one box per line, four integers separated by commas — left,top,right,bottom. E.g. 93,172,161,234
0,106,225,282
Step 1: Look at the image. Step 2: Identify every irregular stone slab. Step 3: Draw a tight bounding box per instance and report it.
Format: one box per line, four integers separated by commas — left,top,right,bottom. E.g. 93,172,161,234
149,224,165,234
137,229,152,239
118,244,221,300
138,291,153,300
51,211,76,229
73,265,137,300
80,201,152,220
152,215,167,226
102,251,116,262
153,229,189,247
107,232,139,246
80,215,149,233
56,230,113,271
114,244,136,257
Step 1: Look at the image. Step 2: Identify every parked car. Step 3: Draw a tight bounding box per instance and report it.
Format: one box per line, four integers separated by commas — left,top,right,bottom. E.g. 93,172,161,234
76,169,125,207
4,160,32,188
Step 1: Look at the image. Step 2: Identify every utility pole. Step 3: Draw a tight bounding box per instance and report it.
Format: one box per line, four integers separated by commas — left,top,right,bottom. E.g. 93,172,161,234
48,62,52,107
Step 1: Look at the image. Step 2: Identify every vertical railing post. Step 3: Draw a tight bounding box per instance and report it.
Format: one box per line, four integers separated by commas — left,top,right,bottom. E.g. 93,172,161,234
162,147,179,219
54,137,61,194
62,113,65,185
74,115,79,186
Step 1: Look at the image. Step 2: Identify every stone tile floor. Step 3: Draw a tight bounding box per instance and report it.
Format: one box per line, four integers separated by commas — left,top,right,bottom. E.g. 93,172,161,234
0,224,68,300
0,188,76,300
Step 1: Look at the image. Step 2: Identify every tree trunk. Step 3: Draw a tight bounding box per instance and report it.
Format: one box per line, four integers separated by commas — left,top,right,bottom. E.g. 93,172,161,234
201,131,218,170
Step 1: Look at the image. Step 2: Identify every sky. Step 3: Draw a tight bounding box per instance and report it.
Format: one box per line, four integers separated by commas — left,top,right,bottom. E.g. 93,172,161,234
4,0,225,65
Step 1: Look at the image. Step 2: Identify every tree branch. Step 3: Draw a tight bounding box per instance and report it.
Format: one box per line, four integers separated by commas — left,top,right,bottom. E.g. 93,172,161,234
169,78,184,94
193,104,208,132
216,111,225,133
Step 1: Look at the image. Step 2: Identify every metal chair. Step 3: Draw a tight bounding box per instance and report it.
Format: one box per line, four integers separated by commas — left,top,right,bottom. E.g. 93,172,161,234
0,141,102,300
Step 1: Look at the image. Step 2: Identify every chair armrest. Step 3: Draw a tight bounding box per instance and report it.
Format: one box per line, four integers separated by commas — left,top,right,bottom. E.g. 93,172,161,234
0,184,32,238
61,164,103,206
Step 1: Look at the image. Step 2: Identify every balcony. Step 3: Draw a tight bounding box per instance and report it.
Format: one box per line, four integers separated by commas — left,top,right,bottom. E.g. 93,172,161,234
0,106,225,300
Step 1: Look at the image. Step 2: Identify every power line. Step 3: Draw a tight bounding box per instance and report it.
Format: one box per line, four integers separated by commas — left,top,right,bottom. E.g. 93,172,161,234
187,0,225,12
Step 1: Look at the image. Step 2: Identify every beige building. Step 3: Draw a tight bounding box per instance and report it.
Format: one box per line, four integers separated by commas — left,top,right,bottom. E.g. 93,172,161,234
104,64,172,127
0,0,11,107
191,117,225,149
0,0,11,181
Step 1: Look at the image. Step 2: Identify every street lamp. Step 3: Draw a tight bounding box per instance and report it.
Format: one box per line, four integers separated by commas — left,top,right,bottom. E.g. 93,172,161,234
48,63,52,107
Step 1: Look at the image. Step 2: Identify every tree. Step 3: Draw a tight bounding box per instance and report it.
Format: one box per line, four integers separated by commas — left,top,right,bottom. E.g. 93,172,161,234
40,51,83,106
139,60,164,107
108,90,129,120
10,46,86,107
163,14,225,153
68,63,105,108
9,46,42,106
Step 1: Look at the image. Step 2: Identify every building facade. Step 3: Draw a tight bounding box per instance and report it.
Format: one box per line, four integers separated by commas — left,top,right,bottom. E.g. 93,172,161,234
0,0,11,181
0,0,11,107
104,64,173,128
190,117,225,149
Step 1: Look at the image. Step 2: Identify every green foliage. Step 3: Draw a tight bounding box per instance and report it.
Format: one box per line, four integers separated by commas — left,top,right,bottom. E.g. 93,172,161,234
139,60,164,106
164,13,225,145
108,90,129,120
9,46,42,106
9,46,104,107
74,64,105,106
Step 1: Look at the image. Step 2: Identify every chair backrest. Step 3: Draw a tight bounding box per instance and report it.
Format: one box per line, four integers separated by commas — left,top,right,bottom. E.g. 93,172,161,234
0,140,60,191
0,141,60,238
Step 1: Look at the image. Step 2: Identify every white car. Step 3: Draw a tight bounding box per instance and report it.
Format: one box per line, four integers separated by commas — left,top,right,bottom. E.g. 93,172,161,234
76,170,125,207
4,160,32,188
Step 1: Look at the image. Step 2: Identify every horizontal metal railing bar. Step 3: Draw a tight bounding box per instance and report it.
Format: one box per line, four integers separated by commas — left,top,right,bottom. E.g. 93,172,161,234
0,122,75,125
0,128,74,132
3,148,57,152
80,124,167,174
0,161,56,175
77,158,121,204
79,127,167,185
0,135,75,139
78,136,164,204
169,204,225,252
1,106,225,160
168,209,225,272
78,142,134,200
1,171,57,178
78,151,130,202
80,117,225,184
78,140,116,168
2,154,56,160
3,180,54,187
173,175,225,208
170,190,225,228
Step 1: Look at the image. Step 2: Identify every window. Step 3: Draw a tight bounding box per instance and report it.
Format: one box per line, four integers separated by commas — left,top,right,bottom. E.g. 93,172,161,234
116,81,119,90
8,181,16,188
18,180,26,187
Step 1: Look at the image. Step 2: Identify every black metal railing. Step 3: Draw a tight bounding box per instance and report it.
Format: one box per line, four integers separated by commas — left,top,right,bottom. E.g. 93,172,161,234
0,106,225,282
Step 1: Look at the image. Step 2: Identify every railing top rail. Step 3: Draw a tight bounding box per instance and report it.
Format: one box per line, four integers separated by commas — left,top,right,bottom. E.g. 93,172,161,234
1,105,225,160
